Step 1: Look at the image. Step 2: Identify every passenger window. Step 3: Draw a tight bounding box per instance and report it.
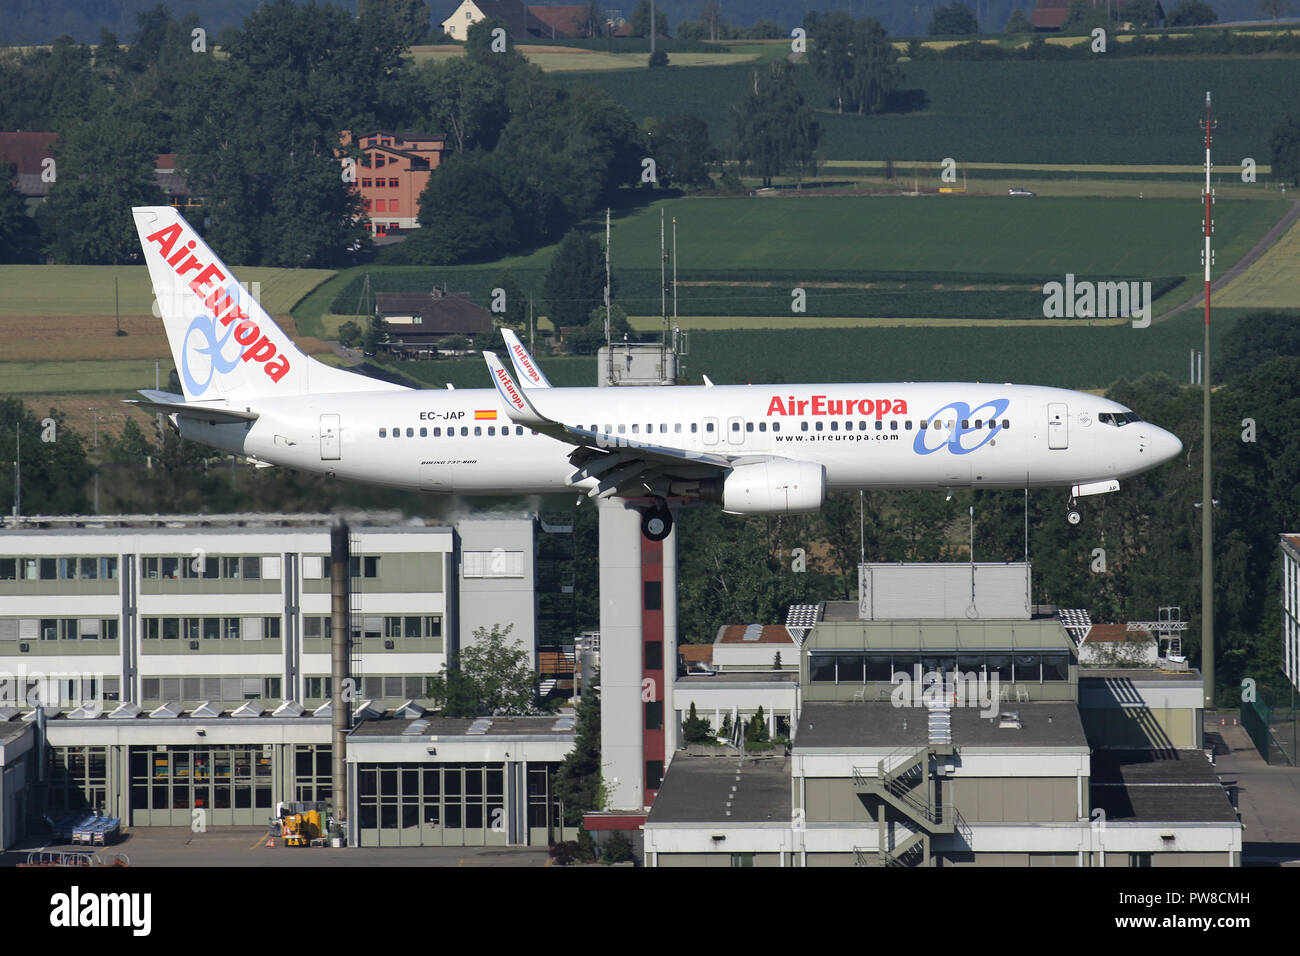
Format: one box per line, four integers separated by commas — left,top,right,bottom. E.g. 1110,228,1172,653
619,424,626,434
460,427,468,436
393,425,400,436
919,420,927,429
706,422,714,433
801,421,808,432
419,427,427,437
632,425,639,434
488,426,495,436
758,422,766,432
815,421,823,431
773,423,780,432
830,421,838,431
433,427,440,437
674,423,682,433
905,420,913,430
379,428,387,437
875,421,883,431
406,427,414,437
973,420,982,429
691,423,698,433
858,421,866,431
474,426,481,436
1002,419,1009,429
660,424,667,433
745,422,753,432
961,420,969,429
890,420,898,431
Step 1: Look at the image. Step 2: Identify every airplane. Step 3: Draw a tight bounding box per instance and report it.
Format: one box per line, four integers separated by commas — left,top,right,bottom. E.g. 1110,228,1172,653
128,206,1183,541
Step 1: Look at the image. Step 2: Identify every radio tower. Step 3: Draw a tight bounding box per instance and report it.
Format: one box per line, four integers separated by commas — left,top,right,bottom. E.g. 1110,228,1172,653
1200,92,1216,709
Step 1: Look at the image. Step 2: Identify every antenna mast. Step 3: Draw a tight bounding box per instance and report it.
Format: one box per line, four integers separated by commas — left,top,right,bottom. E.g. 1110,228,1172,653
1200,91,1216,709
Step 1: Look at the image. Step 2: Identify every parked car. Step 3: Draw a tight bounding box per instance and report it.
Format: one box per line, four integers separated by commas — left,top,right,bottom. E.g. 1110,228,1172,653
1008,187,1036,197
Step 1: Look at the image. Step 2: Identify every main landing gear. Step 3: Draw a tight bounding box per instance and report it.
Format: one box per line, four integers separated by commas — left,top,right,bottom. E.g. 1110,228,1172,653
640,497,674,541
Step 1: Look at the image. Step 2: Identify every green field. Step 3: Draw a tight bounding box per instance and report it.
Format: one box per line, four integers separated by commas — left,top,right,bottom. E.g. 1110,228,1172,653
0,265,336,317
382,306,1283,394
0,359,171,395
567,57,1300,165
311,195,1284,326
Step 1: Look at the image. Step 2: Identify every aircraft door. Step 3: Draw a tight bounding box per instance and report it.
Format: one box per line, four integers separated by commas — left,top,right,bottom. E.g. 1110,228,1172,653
320,414,341,460
702,417,719,446
1047,403,1068,449
726,416,745,445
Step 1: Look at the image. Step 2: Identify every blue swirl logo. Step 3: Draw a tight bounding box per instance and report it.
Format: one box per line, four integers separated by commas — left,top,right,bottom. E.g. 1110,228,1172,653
181,311,241,397
913,398,1010,456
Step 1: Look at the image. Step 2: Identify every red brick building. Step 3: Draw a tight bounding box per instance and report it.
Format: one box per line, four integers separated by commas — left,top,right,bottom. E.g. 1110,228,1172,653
346,130,446,236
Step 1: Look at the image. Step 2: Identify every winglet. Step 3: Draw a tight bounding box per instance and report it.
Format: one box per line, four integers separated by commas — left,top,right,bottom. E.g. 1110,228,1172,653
500,328,551,388
483,352,548,426
702,374,714,387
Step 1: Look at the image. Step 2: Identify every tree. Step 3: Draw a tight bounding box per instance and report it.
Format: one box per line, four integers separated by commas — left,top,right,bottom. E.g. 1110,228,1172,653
928,3,980,35
847,18,903,116
700,1,726,40
419,56,507,154
458,623,536,715
580,2,606,38
1005,8,1034,32
729,61,821,187
0,400,90,514
631,0,669,38
681,701,713,743
363,314,390,354
554,672,604,824
1270,116,1300,186
1259,0,1295,21
337,320,364,348
358,0,430,46
648,49,669,67
773,651,783,669
410,155,517,263
1118,0,1164,27
1166,0,1218,24
644,115,718,188
0,166,39,264
807,11,855,113
544,230,608,329
43,98,164,264
746,706,769,743
1064,0,1113,31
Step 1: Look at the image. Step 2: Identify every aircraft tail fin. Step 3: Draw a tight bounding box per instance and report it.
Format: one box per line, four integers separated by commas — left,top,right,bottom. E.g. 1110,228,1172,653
132,206,406,402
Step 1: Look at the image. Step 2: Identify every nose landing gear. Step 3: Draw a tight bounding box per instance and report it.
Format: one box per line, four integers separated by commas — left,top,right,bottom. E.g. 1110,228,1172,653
640,497,674,541
1066,494,1081,525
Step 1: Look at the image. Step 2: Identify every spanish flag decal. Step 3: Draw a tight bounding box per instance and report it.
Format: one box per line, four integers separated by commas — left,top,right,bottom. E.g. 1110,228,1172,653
474,409,497,421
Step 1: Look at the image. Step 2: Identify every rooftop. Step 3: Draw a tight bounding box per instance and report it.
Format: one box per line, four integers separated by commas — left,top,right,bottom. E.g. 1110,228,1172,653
348,714,576,739
1090,750,1239,824
676,672,799,685
1084,624,1153,644
807,615,1074,651
716,624,795,645
0,720,29,748
0,511,446,534
795,701,1088,750
646,754,792,825
1079,668,1203,683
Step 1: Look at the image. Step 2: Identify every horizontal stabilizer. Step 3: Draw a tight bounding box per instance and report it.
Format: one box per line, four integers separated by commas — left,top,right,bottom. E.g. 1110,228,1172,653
124,390,259,425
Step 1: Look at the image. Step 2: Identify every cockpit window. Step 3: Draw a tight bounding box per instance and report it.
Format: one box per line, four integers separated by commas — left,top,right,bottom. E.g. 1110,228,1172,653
1099,411,1139,427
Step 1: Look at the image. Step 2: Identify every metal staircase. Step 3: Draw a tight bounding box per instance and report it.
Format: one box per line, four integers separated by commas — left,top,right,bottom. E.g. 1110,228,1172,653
853,728,968,866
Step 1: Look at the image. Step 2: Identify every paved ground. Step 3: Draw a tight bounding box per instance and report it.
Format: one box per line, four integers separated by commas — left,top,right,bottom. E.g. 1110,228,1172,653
2,827,552,867
1205,713,1300,866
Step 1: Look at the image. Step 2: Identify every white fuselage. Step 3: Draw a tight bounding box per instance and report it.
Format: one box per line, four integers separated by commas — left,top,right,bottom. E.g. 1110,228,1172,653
178,381,1182,496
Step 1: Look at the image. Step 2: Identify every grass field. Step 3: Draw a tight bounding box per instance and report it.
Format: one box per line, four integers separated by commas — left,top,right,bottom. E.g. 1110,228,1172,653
567,57,1300,165
386,305,1284,394
0,265,335,318
313,195,1285,326
408,43,761,71
1216,215,1300,308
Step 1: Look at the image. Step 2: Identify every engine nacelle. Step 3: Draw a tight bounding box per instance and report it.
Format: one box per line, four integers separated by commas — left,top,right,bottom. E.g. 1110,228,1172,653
721,460,826,514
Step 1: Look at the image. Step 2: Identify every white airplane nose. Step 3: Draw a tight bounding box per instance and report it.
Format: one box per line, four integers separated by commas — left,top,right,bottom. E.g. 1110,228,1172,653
1153,428,1182,463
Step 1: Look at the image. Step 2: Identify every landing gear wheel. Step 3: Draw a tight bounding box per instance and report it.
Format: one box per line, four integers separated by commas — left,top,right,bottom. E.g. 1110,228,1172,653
641,499,673,541
1066,509,1082,526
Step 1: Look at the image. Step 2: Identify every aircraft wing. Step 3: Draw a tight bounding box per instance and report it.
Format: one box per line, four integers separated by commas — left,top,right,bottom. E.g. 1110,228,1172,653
124,389,259,425
483,352,745,498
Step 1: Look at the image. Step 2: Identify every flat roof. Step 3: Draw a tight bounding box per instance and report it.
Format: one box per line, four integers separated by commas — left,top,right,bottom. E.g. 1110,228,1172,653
676,672,799,685
0,720,29,747
795,701,1088,750
807,616,1074,651
716,625,795,645
348,715,574,739
646,754,792,825
0,512,452,535
1090,750,1239,824
1079,668,1203,683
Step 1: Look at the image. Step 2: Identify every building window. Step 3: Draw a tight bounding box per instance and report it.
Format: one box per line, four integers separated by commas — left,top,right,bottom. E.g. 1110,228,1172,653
645,760,663,790
645,701,663,731
375,199,387,213
390,199,399,213
645,640,663,670
361,178,372,188
349,556,381,578
463,550,524,578
644,580,662,611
